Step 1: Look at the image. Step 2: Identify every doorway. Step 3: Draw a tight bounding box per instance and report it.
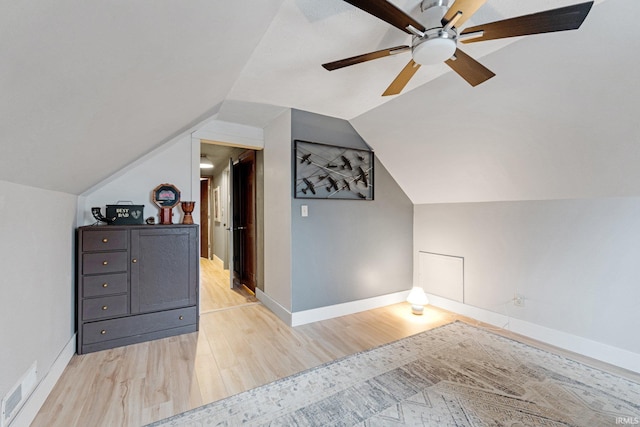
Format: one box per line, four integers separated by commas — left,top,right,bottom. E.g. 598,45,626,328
200,142,260,312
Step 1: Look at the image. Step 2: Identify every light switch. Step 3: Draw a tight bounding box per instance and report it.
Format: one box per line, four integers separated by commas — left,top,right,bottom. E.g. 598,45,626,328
301,205,308,217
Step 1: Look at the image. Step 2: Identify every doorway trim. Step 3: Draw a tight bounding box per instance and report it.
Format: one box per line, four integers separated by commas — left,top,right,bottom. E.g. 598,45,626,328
200,177,212,259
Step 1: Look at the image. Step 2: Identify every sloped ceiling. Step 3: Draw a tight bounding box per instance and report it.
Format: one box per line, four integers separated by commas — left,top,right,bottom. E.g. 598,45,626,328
3,0,637,205
0,0,285,194
351,0,640,203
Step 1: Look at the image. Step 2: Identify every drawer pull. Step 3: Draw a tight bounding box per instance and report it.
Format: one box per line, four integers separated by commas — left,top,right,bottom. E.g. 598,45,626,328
100,330,107,335
102,306,108,310
102,238,108,243
132,259,137,263
179,315,184,320
102,283,108,288
102,261,108,266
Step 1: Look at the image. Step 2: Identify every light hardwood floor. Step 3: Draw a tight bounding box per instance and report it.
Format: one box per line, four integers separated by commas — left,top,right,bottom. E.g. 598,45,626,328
198,257,258,313
31,261,640,426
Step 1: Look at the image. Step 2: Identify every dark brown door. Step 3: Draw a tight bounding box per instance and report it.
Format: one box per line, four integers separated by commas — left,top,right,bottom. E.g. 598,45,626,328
232,150,257,292
200,178,211,258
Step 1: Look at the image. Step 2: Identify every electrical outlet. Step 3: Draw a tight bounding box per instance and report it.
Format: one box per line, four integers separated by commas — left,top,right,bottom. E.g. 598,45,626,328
513,294,525,307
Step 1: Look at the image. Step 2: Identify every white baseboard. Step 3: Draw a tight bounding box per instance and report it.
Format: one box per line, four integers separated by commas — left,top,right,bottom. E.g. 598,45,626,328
291,291,411,327
257,289,411,327
426,293,640,374
10,334,76,427
256,288,640,373
256,289,292,325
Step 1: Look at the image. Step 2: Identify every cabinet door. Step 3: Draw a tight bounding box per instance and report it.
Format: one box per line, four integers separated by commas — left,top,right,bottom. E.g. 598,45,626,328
130,227,198,313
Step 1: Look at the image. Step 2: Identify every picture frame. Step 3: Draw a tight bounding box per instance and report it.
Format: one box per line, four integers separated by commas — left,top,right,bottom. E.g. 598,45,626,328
213,186,222,222
294,140,374,200
152,183,181,208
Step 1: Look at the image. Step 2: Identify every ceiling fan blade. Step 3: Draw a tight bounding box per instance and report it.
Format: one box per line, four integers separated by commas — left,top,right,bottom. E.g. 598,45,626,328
445,48,495,87
382,59,421,96
322,46,411,71
343,0,425,34
442,0,487,28
460,1,594,44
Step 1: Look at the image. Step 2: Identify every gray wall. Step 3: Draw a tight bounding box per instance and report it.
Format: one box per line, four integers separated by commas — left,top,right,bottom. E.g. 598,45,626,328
414,198,640,354
291,109,413,311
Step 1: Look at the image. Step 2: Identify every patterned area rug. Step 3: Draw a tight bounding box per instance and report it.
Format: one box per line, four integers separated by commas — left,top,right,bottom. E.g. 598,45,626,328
148,321,640,426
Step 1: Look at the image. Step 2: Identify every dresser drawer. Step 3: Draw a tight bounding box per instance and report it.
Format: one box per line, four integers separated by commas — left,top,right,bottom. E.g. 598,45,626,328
82,306,196,345
83,273,128,297
82,230,127,252
83,252,128,274
82,294,128,321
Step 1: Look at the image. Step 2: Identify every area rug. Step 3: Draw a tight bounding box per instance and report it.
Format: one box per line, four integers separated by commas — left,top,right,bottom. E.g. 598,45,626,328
148,321,640,426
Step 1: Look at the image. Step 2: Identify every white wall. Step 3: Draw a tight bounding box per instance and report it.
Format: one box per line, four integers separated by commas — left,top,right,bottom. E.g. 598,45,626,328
193,119,265,149
80,135,199,226
414,197,640,371
262,110,292,311
0,180,77,423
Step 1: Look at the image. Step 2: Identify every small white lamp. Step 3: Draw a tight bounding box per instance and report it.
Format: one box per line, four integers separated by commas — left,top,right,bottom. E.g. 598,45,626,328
407,287,429,315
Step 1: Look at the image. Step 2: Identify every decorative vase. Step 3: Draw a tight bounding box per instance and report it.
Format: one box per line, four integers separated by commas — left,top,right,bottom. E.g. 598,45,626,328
181,201,195,224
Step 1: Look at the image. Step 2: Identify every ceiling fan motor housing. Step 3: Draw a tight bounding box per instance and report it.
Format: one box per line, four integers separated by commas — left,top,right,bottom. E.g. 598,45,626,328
412,0,457,65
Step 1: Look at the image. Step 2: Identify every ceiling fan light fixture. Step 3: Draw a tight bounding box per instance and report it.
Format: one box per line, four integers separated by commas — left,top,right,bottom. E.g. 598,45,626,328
200,156,214,169
412,36,456,65
324,0,594,96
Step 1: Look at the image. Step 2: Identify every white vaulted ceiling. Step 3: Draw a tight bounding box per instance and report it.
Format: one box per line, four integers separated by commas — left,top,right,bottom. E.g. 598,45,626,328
0,0,285,193
226,0,605,119
3,0,638,204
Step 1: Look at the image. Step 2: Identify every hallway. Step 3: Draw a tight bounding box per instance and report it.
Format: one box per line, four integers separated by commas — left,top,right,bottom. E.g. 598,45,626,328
199,257,258,313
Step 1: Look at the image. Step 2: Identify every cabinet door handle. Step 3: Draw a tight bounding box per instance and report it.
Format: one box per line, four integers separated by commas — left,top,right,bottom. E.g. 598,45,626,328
100,330,107,335
102,261,108,266
102,238,108,243
102,306,108,310
102,283,108,288
132,259,137,263
179,315,184,320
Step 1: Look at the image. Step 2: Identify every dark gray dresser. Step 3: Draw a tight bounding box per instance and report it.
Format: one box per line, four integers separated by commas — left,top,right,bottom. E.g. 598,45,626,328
76,224,199,354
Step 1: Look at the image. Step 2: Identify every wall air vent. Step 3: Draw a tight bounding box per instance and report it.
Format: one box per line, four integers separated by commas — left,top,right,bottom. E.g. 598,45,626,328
1,362,37,427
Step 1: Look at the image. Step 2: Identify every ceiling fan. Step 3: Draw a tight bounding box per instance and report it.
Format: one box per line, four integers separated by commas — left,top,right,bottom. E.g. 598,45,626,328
322,0,594,96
